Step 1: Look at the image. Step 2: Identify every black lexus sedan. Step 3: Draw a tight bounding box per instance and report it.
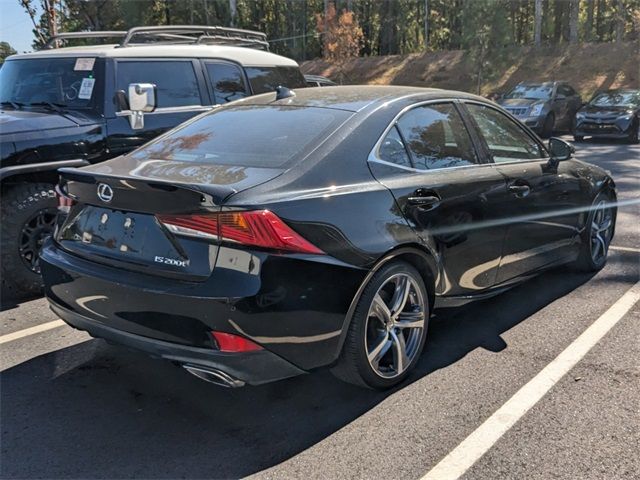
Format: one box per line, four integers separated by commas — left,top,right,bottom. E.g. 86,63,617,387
41,86,616,390
574,89,640,143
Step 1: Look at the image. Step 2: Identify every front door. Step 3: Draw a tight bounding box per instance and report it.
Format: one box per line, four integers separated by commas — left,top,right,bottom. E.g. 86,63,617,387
368,101,509,296
463,102,584,284
106,59,210,155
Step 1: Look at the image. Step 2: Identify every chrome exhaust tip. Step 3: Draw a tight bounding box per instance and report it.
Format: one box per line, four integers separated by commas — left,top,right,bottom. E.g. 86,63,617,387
183,365,246,388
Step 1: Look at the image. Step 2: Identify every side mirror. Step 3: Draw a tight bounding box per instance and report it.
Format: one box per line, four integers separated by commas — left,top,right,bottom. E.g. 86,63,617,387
548,137,575,162
126,83,157,129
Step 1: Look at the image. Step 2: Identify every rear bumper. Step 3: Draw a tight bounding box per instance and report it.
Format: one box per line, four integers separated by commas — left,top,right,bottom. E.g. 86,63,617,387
40,238,364,374
48,300,305,385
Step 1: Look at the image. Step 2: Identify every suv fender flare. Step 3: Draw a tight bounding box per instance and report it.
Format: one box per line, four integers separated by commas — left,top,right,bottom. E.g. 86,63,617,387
0,159,89,181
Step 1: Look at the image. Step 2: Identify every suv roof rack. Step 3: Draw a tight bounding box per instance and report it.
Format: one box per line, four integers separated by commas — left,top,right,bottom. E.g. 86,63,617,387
43,25,270,51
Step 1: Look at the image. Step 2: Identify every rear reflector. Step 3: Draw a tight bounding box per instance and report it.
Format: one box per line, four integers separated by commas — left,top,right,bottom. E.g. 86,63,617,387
211,331,263,352
55,184,76,213
157,210,323,254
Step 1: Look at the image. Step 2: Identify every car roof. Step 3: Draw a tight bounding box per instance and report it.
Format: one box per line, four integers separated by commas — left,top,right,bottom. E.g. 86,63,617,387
7,44,298,67
233,85,491,113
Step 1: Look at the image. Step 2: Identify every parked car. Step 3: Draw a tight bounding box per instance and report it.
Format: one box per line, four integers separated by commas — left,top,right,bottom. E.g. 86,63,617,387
0,26,307,295
41,86,616,390
304,74,337,87
574,89,640,143
498,81,582,138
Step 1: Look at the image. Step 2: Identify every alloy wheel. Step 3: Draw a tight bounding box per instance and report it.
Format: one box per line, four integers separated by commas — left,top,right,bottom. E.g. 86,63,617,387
590,200,613,264
365,273,426,379
19,208,57,274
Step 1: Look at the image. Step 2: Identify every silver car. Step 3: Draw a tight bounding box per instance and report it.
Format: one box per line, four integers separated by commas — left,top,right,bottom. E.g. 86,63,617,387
499,81,582,138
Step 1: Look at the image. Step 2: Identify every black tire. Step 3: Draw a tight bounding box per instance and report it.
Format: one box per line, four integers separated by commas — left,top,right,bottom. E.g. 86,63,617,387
628,120,639,144
573,191,616,273
331,261,429,389
541,113,555,139
1,183,57,295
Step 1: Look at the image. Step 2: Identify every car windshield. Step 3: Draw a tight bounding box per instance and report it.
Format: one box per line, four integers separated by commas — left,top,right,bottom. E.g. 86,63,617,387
589,91,640,108
0,57,103,111
130,105,352,168
505,84,553,100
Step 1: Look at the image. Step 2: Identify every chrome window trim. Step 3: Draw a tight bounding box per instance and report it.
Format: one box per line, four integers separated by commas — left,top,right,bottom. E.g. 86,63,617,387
367,98,486,174
116,105,213,117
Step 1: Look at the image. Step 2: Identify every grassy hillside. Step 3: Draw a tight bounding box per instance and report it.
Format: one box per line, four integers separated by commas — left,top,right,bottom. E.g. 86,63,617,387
301,42,639,99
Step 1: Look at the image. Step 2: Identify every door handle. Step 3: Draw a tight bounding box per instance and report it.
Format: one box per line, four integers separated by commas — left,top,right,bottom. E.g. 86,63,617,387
508,184,531,197
407,195,441,210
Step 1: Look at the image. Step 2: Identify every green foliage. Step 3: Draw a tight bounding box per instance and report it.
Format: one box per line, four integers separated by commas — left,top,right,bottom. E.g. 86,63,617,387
0,42,18,62
20,0,640,59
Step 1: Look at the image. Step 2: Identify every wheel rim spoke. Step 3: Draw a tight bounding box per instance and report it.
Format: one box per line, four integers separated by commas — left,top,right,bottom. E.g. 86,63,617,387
371,293,392,325
389,275,411,318
367,334,392,368
390,330,409,374
394,311,425,329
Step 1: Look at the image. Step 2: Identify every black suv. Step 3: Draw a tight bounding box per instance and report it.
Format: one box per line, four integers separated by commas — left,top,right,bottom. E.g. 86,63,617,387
0,26,307,294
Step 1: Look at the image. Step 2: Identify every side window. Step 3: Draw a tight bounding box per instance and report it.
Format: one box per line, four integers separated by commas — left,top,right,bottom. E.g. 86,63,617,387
378,126,412,168
466,104,545,163
557,85,571,97
116,60,201,108
245,66,307,94
396,103,478,171
205,62,248,104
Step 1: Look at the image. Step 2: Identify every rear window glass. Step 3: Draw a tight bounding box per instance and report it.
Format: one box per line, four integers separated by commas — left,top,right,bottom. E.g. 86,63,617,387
245,66,307,94
130,105,351,168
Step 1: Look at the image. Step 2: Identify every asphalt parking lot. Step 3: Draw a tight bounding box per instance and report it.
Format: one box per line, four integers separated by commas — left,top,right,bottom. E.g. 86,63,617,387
1,137,638,480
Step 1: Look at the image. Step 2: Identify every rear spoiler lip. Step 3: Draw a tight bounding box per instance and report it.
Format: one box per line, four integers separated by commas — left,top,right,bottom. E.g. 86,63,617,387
58,166,238,206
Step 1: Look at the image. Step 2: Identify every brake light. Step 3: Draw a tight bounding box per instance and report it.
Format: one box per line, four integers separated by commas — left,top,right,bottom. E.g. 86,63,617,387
157,210,323,254
211,331,263,352
55,184,76,213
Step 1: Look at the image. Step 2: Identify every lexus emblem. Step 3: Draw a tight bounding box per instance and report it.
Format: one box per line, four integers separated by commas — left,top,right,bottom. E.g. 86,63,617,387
97,183,114,203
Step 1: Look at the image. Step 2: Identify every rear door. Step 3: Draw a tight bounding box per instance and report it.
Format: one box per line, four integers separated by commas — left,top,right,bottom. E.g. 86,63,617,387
463,102,583,284
368,101,509,296
106,59,211,154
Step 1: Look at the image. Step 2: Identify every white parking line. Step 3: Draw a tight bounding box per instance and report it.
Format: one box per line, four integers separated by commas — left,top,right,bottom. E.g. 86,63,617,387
421,280,640,480
0,319,67,345
610,245,640,253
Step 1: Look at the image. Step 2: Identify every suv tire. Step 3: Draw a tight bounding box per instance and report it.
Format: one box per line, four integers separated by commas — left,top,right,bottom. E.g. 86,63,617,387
1,183,57,296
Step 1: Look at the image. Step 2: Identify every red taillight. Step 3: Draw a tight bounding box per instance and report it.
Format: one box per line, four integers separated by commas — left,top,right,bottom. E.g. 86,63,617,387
211,331,263,352
55,184,76,213
157,210,324,254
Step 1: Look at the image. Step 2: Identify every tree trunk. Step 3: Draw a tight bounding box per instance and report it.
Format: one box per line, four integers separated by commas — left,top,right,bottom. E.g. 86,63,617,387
595,0,603,40
424,0,429,49
569,0,579,43
615,0,625,41
229,0,237,27
586,0,594,41
533,0,542,47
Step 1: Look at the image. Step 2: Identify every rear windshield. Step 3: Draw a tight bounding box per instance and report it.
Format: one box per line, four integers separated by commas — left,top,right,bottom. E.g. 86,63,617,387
130,105,351,168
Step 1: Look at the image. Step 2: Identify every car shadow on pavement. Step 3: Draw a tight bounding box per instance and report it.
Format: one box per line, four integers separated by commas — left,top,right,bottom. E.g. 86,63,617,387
0,267,616,479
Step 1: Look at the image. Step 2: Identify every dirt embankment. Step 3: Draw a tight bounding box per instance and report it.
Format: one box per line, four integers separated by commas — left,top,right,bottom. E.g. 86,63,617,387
301,42,639,98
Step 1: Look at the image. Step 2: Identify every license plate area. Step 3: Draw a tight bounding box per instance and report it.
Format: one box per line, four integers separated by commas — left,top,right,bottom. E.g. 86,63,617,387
61,206,150,256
